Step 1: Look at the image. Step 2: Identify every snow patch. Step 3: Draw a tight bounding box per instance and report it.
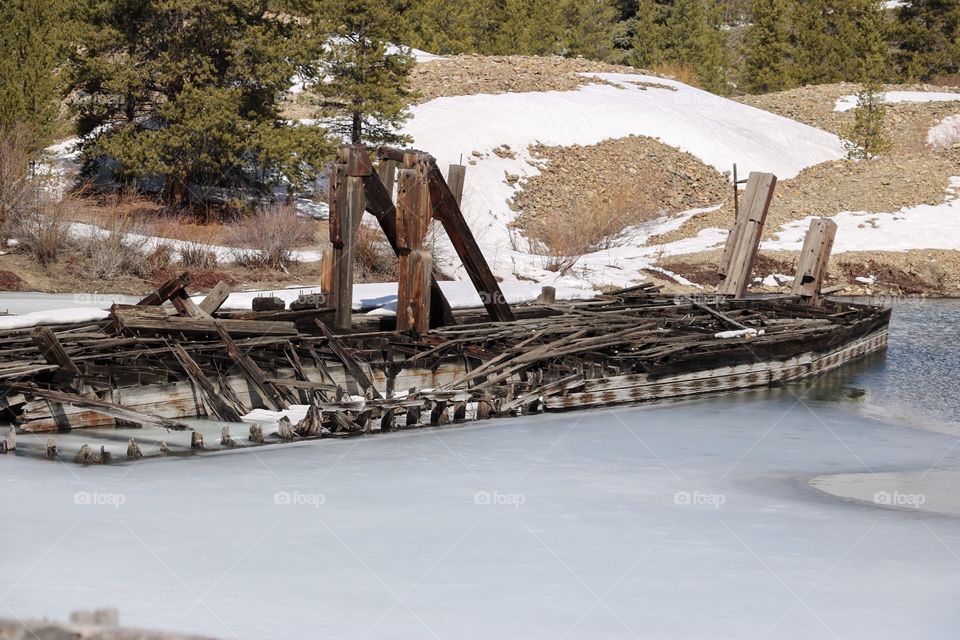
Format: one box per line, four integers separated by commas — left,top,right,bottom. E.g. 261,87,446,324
0,307,109,331
835,91,960,112
928,115,960,149
714,328,764,339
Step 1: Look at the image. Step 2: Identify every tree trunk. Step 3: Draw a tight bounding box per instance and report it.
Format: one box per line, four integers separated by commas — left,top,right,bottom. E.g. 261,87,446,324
351,111,362,144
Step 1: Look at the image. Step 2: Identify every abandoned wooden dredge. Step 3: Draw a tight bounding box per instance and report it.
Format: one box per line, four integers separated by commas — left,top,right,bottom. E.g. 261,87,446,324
0,145,891,463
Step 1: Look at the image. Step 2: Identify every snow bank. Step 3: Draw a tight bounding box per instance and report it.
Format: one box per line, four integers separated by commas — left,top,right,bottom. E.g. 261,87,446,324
205,279,596,313
835,90,960,112
764,177,960,253
0,307,108,331
928,114,960,149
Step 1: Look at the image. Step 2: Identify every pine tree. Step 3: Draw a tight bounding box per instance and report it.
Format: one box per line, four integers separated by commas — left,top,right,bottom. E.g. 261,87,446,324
843,54,892,159
558,0,619,61
303,0,415,145
742,0,795,93
628,0,665,67
0,0,73,152
660,0,729,93
894,0,960,81
70,0,331,208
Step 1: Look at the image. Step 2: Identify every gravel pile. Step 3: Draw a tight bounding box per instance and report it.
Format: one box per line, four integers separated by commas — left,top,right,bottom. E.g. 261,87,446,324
410,55,643,103
511,135,731,247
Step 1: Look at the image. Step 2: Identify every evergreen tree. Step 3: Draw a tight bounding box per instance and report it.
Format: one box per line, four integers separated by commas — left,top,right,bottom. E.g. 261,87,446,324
0,0,73,152
742,0,794,93
70,0,330,208
843,55,892,159
303,0,415,145
558,0,619,61
660,0,729,93
628,0,665,68
894,0,960,81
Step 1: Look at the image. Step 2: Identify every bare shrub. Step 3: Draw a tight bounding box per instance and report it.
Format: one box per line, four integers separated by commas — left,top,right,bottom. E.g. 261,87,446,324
6,196,73,266
178,243,220,270
227,205,314,270
0,125,35,230
524,180,650,268
75,212,154,279
354,224,397,281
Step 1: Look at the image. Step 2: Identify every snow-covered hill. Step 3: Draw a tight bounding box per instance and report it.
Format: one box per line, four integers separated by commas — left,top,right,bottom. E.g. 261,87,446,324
404,72,846,288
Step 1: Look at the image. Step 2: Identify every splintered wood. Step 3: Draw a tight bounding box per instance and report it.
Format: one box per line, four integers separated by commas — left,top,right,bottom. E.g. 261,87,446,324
719,172,777,298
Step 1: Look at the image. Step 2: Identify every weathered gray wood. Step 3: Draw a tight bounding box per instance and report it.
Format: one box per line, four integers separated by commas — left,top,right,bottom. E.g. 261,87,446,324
137,273,191,306
537,286,556,304
447,164,466,206
378,158,397,197
1,427,14,453
718,172,777,298
334,175,365,330
198,281,231,315
31,327,80,375
171,295,212,319
112,305,297,337
8,384,188,430
169,343,245,421
216,324,293,410
792,218,838,304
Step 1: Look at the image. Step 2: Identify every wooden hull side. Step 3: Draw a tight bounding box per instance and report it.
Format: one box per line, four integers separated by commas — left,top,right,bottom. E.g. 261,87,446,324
543,327,888,411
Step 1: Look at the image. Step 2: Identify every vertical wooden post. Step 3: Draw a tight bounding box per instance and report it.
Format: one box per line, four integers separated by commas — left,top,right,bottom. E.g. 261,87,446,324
717,172,777,298
792,218,837,305
396,164,432,333
447,164,466,207
378,158,397,198
332,145,369,331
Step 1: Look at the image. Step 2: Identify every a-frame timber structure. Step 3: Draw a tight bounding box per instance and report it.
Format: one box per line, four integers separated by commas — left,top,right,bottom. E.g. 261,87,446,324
326,144,513,333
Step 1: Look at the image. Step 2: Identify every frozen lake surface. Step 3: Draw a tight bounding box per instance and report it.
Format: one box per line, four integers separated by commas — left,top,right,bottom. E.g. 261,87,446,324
2,299,959,639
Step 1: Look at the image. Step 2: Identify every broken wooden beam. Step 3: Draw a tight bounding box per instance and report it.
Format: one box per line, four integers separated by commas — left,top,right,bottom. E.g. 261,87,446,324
31,327,81,375
7,384,189,431
169,343,246,421
137,273,192,306
718,172,777,298
198,281,231,315
792,218,838,305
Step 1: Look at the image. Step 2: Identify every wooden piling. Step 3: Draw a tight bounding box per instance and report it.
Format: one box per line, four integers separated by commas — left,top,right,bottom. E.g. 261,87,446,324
190,432,204,449
718,172,777,298
792,218,837,305
537,286,556,304
1,427,14,453
447,164,466,206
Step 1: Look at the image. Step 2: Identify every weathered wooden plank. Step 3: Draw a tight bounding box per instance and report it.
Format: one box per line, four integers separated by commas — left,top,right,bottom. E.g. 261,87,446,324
169,343,245,421
9,384,189,430
31,328,80,375
111,305,297,337
447,164,466,206
216,324,293,410
718,172,777,298
198,281,231,315
137,273,191,306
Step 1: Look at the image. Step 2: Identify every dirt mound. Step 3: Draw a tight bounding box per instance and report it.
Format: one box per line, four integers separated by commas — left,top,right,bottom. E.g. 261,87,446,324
737,82,960,152
659,248,960,296
410,55,642,103
651,148,960,245
512,135,730,253
0,270,26,291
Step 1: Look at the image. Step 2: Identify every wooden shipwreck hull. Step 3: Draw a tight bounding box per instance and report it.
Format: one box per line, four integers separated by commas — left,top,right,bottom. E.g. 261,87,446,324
0,146,892,462
0,282,890,457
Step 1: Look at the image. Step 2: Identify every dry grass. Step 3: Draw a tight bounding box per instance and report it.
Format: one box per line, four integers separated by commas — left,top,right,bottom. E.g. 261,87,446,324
0,125,35,231
524,180,664,271
227,205,315,270
651,62,701,88
74,211,168,279
354,224,398,281
5,196,73,267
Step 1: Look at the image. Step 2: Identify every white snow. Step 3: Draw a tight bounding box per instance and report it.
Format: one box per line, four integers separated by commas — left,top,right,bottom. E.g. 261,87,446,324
762,273,795,287
242,405,312,426
855,275,877,285
403,73,844,286
204,279,596,313
835,91,960,112
0,307,108,331
927,114,960,149
764,177,960,254
714,328,763,339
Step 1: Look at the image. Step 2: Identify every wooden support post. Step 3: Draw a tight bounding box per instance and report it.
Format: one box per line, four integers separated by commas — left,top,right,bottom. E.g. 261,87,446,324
249,424,264,444
331,145,368,331
191,432,204,449
45,437,57,459
362,165,456,328
31,328,80,375
422,156,514,322
126,438,142,460
718,172,777,298
378,158,397,197
319,249,334,298
447,164,466,206
396,167,432,333
792,218,837,305
537,286,556,304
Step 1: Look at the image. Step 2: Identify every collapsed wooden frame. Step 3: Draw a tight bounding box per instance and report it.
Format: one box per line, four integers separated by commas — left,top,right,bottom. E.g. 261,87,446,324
325,144,514,333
